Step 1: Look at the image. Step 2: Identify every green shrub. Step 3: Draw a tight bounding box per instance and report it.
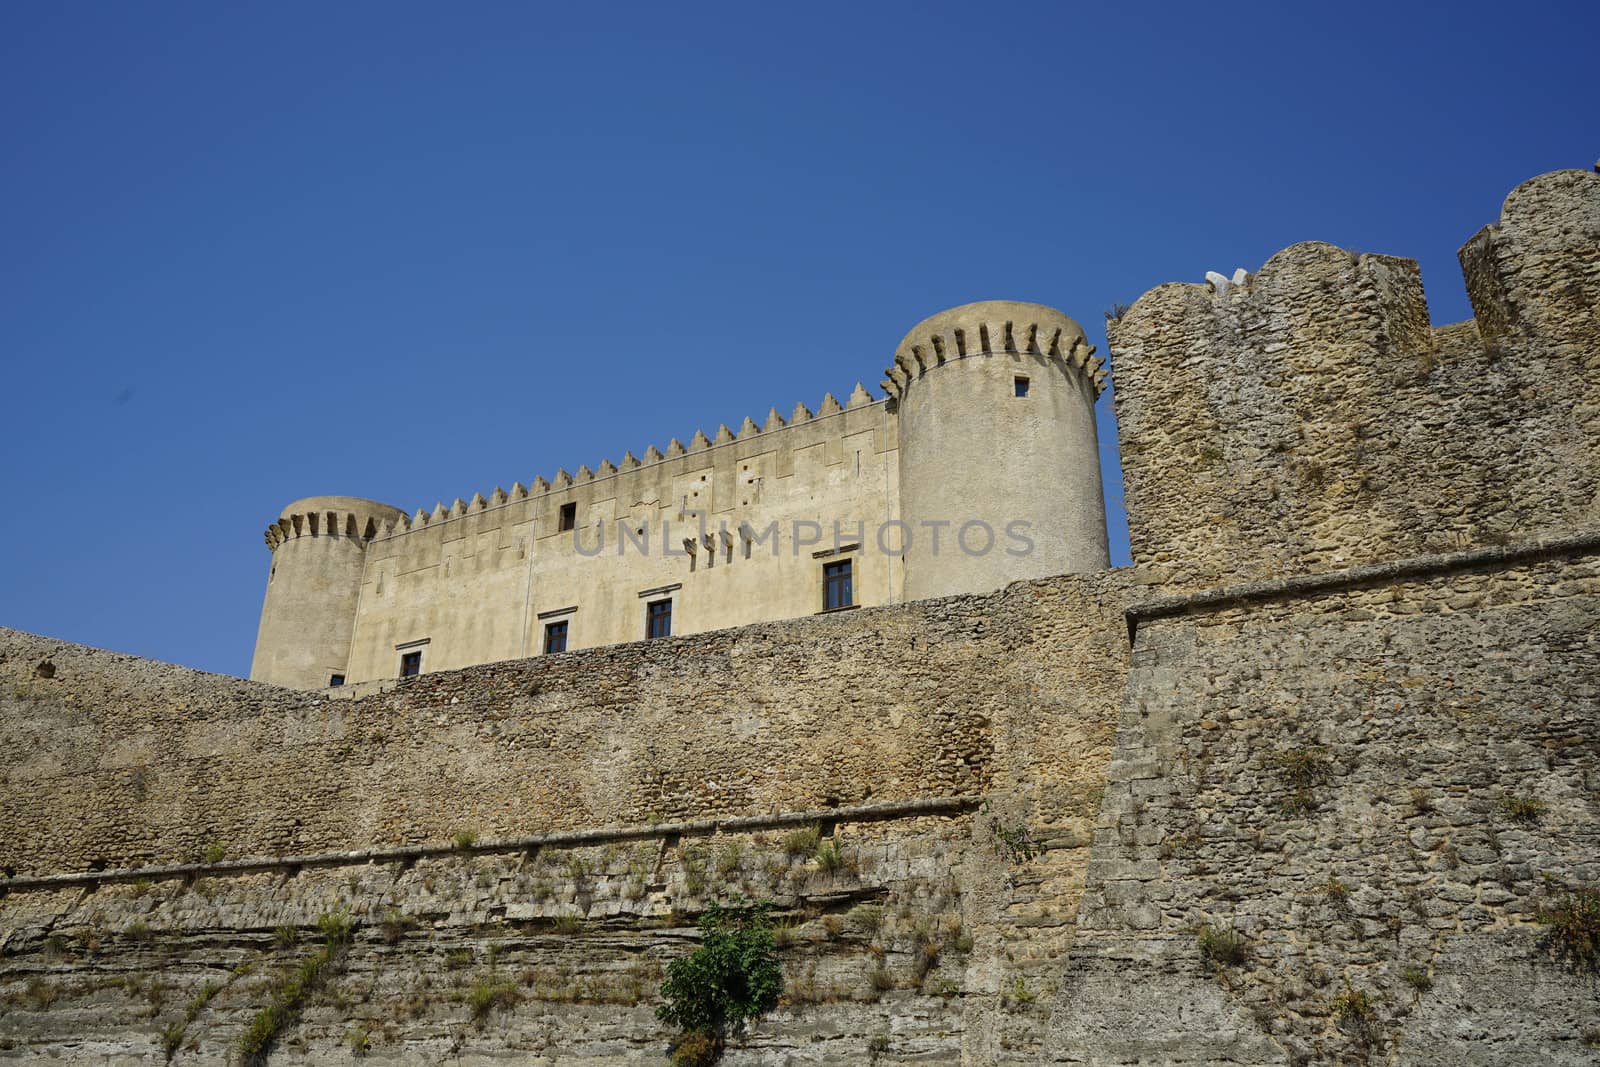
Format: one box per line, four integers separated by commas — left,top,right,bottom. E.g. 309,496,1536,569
715,842,743,876
813,840,845,873
658,900,781,1055
1538,887,1600,972
846,903,883,934
1274,747,1331,789
345,1025,372,1054
160,1021,186,1060
453,829,478,849
1197,925,1248,968
1324,878,1352,912
200,842,227,864
273,925,298,948
669,1029,723,1067
1332,982,1381,1047
782,824,820,857
467,980,519,1023
236,913,354,1061
1400,965,1432,992
1502,794,1547,824
378,909,414,945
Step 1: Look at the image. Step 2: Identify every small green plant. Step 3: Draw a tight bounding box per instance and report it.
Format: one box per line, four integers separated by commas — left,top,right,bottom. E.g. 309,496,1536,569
1197,925,1248,968
273,925,298,948
345,1025,372,1054
1197,444,1224,465
990,821,1042,864
1501,794,1547,824
715,842,743,876
160,1021,186,1059
23,977,57,1009
1332,982,1381,1048
1104,301,1133,321
846,903,883,934
446,947,473,968
669,1029,723,1067
467,980,519,1023
813,839,845,873
658,900,781,1060
867,965,894,995
913,939,941,982
551,914,585,935
1537,887,1600,972
1274,747,1331,789
1409,788,1433,814
378,909,414,945
126,920,153,942
867,1032,891,1055
1400,965,1432,992
453,829,478,849
1324,878,1352,912
1001,975,1034,1008
236,911,354,1061
782,824,821,857
200,842,227,864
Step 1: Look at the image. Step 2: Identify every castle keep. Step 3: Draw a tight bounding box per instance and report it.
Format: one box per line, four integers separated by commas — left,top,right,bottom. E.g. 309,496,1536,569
251,301,1111,690
1,165,1597,1065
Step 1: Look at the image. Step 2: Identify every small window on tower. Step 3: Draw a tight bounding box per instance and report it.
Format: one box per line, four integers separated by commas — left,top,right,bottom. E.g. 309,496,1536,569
328,673,345,688
823,559,854,611
1014,375,1030,398
646,598,673,640
399,650,422,678
558,502,577,532
544,620,568,654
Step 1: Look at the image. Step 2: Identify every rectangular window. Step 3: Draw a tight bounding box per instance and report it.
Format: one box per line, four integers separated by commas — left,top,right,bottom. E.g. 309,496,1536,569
544,620,568,654
823,559,854,611
399,650,422,678
1014,375,1030,398
646,598,673,640
558,502,577,532
328,673,345,688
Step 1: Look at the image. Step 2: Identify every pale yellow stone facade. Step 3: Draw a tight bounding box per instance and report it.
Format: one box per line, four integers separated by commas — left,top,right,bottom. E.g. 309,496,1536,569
250,300,1110,689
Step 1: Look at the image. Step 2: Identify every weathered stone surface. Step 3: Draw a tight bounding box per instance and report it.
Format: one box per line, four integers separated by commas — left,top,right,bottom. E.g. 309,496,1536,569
3,164,1599,1064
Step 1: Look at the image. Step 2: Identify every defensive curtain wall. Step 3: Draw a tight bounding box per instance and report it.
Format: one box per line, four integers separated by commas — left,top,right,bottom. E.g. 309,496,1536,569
1,166,1596,1064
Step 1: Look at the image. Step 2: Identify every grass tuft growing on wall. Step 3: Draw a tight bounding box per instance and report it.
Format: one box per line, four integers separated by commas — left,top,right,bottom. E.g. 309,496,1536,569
236,911,353,1062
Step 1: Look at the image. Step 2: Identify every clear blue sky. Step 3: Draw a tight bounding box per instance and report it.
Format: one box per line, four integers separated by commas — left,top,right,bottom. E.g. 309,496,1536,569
2,1,1594,676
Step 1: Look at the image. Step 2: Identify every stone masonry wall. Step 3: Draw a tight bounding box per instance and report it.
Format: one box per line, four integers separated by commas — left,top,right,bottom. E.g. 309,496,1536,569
1040,540,1600,1065
0,570,1129,880
1109,167,1600,591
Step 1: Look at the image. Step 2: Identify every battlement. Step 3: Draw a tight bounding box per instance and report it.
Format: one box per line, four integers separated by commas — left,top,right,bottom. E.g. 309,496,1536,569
1111,164,1600,590
882,299,1105,399
261,495,407,550
1460,167,1600,353
381,384,888,540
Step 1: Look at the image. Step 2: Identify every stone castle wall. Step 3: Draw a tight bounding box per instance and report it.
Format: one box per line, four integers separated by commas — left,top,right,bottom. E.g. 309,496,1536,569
3,164,1598,1064
257,388,903,689
1110,168,1600,592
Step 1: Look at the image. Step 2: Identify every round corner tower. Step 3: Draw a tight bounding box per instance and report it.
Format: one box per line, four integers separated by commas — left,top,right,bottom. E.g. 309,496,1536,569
886,300,1109,601
249,495,406,689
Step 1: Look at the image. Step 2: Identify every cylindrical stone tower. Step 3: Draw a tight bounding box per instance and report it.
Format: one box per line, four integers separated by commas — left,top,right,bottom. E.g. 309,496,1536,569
886,300,1109,601
249,495,406,689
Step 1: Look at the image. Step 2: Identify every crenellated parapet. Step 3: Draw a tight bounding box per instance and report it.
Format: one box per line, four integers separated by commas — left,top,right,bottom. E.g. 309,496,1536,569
262,496,408,550
882,300,1106,400
1111,163,1600,591
383,384,886,536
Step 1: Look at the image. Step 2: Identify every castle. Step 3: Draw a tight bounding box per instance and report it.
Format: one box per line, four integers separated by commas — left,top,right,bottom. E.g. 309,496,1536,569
250,302,1112,690
1,163,1597,1065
